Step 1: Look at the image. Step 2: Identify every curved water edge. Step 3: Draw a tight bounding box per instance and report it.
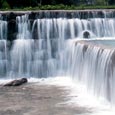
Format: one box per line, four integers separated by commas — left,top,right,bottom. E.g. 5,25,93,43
65,40,115,104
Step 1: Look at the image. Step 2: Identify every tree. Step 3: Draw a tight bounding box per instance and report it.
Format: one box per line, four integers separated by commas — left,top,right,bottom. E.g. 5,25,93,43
0,0,10,9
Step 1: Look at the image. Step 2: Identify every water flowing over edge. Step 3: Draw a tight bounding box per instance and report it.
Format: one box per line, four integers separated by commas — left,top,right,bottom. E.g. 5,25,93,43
0,11,115,110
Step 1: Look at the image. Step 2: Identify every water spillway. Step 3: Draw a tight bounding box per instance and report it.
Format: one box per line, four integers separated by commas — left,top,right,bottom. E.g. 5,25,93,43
65,40,115,104
1,10,115,104
2,10,115,40
0,20,7,40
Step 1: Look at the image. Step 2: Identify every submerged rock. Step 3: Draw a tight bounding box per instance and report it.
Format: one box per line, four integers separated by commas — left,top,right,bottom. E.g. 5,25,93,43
4,78,28,86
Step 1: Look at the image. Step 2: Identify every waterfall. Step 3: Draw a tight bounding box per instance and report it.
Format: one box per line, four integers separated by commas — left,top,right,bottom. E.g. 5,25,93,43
0,17,8,77
0,13,115,78
32,18,115,39
0,11,115,104
8,15,59,77
16,14,31,39
65,40,115,104
0,19,7,40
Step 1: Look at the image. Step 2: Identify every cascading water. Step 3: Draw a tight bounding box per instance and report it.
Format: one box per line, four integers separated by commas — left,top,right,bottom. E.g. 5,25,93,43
32,18,115,39
0,19,7,40
9,15,33,77
64,40,115,104
16,14,31,39
0,16,7,77
1,11,115,105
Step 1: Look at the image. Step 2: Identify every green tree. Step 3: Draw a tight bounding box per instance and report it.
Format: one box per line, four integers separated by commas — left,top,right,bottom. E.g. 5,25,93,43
1,0,10,9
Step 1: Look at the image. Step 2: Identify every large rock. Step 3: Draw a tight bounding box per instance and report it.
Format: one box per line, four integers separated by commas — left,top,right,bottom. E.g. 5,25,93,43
83,31,90,38
4,78,28,86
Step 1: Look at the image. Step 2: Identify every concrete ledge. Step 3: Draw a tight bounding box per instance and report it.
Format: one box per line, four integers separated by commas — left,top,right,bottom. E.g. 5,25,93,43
75,40,115,50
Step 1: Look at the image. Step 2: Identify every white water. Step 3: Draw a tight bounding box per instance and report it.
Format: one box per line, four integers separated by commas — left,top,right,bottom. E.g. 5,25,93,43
64,40,115,104
37,77,115,115
1,76,115,115
1,13,115,114
32,18,115,39
0,19,7,40
16,14,31,39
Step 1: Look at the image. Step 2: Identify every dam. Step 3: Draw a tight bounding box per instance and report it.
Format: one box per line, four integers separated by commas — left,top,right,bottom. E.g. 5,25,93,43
0,10,115,106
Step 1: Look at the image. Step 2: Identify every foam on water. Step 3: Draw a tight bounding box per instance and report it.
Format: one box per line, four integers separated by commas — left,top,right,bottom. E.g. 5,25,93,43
0,76,115,115
29,77,115,115
29,76,115,115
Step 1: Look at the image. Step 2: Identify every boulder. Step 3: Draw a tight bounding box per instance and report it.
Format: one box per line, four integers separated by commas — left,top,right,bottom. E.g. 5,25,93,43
83,31,90,38
4,78,28,86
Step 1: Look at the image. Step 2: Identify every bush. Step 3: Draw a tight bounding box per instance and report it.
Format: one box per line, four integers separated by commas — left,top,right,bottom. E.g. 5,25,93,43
1,4,115,11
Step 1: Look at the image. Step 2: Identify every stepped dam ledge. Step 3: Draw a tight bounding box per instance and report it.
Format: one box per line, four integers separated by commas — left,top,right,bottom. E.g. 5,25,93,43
71,40,115,103
1,10,115,40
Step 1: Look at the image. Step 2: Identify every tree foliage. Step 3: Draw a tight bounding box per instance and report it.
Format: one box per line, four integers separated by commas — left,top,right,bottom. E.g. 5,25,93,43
0,0,113,9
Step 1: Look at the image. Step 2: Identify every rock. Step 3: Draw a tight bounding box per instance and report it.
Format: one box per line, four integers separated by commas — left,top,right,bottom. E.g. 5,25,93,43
83,31,90,38
4,78,28,86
